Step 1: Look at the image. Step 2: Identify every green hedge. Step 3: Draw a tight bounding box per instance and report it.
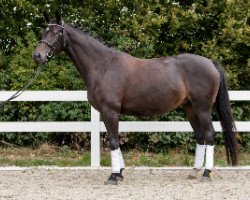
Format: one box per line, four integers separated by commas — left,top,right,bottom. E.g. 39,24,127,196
0,0,249,151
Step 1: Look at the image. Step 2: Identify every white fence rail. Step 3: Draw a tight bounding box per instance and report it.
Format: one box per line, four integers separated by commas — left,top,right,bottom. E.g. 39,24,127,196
0,90,250,167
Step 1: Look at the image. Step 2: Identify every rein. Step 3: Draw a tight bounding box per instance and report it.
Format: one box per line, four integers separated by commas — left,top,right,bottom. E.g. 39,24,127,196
0,64,46,108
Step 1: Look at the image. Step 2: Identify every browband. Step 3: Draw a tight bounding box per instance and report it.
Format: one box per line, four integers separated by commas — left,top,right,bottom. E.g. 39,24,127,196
47,20,65,29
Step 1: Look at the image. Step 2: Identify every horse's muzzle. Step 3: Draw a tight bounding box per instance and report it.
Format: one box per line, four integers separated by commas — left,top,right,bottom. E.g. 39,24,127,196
33,52,46,65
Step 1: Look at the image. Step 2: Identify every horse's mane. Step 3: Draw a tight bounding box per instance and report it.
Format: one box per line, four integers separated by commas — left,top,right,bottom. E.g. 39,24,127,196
67,22,112,48
47,18,123,54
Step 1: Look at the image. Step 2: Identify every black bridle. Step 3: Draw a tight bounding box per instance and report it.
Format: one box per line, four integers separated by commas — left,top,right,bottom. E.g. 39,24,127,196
0,21,65,108
39,20,65,59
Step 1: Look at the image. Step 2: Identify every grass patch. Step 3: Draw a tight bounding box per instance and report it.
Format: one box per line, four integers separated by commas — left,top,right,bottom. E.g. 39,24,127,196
0,144,90,167
0,144,249,167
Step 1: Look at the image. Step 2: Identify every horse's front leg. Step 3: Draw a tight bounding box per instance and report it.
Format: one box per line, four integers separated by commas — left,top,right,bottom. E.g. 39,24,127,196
102,108,125,185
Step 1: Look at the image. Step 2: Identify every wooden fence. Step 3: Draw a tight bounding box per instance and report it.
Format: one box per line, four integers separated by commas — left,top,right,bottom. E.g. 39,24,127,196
0,90,249,167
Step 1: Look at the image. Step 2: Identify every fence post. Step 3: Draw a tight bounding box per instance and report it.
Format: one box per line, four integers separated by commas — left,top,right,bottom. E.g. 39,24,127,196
91,106,101,167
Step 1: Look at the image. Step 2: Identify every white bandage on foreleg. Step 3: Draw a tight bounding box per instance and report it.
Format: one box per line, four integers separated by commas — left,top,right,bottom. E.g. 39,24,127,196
194,143,206,169
118,148,125,169
111,149,120,173
205,145,214,170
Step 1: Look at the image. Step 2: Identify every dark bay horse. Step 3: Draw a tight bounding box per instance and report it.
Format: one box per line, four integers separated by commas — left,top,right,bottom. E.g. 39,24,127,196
33,12,238,184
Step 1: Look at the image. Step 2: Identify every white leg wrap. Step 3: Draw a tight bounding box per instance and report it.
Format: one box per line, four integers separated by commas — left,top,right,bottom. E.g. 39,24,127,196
205,145,214,170
118,148,125,169
111,149,120,173
194,144,206,169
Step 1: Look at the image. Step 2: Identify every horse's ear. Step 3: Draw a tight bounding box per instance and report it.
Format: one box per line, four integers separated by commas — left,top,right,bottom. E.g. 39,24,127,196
55,10,61,24
43,11,50,23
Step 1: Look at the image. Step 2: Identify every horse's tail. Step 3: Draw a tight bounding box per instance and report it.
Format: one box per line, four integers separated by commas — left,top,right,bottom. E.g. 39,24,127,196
213,61,238,166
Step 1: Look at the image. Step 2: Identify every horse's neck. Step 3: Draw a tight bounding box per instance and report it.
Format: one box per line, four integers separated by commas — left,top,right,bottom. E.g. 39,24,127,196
64,23,114,87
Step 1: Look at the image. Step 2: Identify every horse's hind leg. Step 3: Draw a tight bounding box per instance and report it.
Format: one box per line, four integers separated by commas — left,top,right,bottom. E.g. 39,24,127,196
193,104,215,181
199,113,215,181
101,107,125,185
183,101,215,181
183,102,206,179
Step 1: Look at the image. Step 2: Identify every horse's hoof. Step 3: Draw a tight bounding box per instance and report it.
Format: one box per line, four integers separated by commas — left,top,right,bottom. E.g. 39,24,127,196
187,168,201,179
200,169,213,182
116,174,124,181
104,173,119,185
116,168,124,181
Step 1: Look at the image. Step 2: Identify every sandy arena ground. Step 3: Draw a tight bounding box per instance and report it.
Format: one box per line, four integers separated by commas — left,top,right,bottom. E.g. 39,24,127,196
0,168,249,200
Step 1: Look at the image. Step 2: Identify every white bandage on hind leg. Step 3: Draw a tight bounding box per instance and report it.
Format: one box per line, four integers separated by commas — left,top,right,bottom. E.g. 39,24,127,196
205,145,214,170
111,149,120,173
118,148,125,169
194,144,206,169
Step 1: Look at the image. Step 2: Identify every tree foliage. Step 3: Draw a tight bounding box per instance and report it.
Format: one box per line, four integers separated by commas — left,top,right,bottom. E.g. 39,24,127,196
0,0,249,150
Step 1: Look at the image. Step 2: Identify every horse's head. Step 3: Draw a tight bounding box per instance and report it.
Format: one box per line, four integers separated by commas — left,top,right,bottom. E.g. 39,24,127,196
33,11,65,65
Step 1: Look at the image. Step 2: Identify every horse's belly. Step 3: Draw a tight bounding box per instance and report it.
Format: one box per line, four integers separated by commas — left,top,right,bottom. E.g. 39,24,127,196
121,90,186,116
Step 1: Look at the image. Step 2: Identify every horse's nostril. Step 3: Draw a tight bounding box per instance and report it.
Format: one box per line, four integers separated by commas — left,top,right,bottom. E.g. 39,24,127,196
36,53,41,60
33,52,41,61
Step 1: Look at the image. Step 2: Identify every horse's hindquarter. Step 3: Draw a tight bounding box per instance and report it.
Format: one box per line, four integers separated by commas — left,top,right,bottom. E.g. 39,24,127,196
176,54,220,105
121,57,187,116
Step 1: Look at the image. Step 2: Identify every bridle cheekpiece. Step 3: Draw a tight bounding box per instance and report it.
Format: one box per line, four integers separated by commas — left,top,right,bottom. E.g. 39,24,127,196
39,20,65,59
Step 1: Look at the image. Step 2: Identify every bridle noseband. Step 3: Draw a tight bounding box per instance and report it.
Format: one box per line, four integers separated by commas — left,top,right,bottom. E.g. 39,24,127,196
39,20,65,58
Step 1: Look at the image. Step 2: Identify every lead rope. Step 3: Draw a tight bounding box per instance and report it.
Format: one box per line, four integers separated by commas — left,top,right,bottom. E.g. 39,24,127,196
0,63,46,108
